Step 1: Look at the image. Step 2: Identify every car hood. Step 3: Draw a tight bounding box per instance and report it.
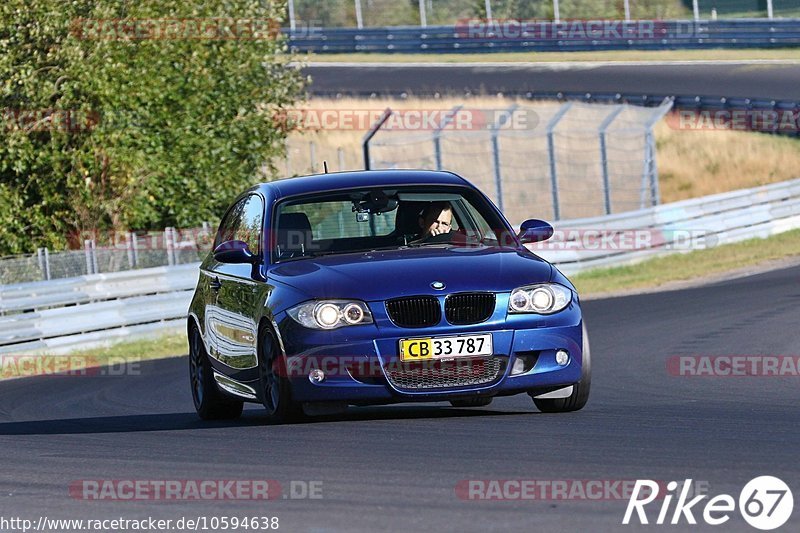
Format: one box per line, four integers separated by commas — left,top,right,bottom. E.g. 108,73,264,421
268,246,553,300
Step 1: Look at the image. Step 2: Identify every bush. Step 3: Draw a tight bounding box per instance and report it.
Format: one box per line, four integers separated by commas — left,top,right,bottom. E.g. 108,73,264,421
0,0,303,254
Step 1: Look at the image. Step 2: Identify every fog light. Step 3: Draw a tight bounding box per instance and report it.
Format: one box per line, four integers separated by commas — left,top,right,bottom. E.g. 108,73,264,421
555,350,569,366
511,357,526,375
309,369,325,384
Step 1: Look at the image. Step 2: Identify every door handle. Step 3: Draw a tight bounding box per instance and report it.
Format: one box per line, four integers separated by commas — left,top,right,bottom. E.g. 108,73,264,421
210,276,222,292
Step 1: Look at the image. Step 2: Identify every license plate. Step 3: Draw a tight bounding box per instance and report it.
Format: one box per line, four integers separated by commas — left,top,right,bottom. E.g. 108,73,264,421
399,334,493,362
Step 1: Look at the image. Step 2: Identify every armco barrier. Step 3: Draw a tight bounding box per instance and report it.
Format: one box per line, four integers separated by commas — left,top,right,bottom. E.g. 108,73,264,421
0,265,199,355
1,178,799,355
534,178,800,274
287,19,800,54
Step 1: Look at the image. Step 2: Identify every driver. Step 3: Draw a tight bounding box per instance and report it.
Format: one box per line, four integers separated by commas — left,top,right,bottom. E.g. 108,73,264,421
415,202,453,241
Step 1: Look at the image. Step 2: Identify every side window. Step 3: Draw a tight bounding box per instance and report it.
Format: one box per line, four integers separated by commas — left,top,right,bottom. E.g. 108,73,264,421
214,195,264,254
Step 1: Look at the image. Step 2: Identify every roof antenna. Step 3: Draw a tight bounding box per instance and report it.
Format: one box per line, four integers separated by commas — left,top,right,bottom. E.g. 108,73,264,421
323,160,329,174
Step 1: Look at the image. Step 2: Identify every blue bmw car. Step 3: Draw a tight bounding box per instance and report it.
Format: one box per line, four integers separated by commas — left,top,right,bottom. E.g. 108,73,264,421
188,170,590,422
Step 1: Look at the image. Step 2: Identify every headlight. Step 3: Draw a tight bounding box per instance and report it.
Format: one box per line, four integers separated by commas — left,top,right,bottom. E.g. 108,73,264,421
287,300,374,330
508,284,572,314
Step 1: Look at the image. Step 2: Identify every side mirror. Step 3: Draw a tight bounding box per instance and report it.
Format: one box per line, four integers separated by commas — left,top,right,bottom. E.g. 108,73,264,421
518,219,554,244
213,240,259,264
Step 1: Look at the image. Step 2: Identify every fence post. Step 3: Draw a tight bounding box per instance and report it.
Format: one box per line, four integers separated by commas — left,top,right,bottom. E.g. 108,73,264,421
91,239,98,274
642,98,673,207
490,132,503,213
640,137,652,209
285,139,292,176
37,247,50,281
165,227,176,266
598,106,625,216
354,0,363,29
362,108,393,170
337,146,346,170
489,103,518,214
84,239,95,275
546,102,572,221
288,0,296,31
43,248,51,280
309,141,317,173
648,132,662,206
127,231,138,269
418,0,427,27
433,105,463,171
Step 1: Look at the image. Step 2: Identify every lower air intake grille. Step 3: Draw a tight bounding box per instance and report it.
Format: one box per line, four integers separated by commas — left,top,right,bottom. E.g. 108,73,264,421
385,357,505,390
386,296,441,328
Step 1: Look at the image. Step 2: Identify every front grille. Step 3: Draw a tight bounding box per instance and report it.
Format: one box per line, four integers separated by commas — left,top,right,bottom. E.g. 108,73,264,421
386,296,441,328
445,293,496,325
384,357,505,390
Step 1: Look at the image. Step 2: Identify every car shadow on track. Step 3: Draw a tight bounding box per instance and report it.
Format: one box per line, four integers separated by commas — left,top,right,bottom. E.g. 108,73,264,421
0,406,542,435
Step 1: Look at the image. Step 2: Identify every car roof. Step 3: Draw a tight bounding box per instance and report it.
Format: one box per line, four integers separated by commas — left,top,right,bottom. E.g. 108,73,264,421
252,170,471,201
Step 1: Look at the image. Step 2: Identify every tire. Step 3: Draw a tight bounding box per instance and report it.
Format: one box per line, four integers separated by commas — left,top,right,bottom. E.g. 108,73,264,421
189,324,244,420
533,323,591,413
450,397,493,408
258,324,304,424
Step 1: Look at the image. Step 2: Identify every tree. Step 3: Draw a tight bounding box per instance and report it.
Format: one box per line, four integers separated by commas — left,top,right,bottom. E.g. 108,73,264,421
0,0,304,254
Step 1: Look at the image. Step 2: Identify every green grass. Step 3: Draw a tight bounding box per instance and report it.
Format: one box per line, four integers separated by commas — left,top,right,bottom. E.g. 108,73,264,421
67,333,188,365
0,333,188,381
572,228,800,295
307,48,800,63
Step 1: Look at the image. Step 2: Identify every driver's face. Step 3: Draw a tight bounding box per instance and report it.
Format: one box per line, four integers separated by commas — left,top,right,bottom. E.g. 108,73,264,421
419,207,453,237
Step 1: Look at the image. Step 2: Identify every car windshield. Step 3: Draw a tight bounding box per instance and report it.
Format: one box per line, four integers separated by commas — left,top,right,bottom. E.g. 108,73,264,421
272,186,516,262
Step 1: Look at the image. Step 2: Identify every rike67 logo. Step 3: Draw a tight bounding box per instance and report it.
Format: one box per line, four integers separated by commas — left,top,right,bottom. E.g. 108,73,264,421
623,476,793,530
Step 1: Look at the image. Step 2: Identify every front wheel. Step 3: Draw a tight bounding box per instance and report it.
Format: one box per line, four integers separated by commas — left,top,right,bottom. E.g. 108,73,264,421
258,324,304,424
533,323,591,413
189,324,243,420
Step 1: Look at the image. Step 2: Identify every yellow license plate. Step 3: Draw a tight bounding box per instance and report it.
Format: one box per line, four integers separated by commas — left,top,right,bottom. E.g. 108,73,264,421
400,334,493,362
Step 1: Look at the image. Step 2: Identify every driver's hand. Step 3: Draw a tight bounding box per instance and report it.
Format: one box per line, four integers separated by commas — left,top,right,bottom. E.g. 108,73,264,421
430,227,447,236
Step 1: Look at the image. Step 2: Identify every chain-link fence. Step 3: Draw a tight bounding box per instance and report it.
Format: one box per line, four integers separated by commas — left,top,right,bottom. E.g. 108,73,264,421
363,100,673,225
0,225,213,285
288,0,798,29
697,0,800,18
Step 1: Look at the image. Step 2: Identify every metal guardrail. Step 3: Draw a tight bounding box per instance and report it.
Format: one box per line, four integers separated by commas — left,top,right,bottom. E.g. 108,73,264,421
287,20,800,54
0,264,199,354
2,177,799,354
534,177,800,274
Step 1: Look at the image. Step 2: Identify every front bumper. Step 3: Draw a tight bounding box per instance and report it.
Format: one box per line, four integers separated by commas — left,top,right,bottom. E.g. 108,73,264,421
277,294,584,404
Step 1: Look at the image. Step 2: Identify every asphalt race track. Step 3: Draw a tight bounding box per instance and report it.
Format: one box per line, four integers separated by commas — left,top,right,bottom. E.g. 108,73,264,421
1,265,798,532
304,61,800,101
